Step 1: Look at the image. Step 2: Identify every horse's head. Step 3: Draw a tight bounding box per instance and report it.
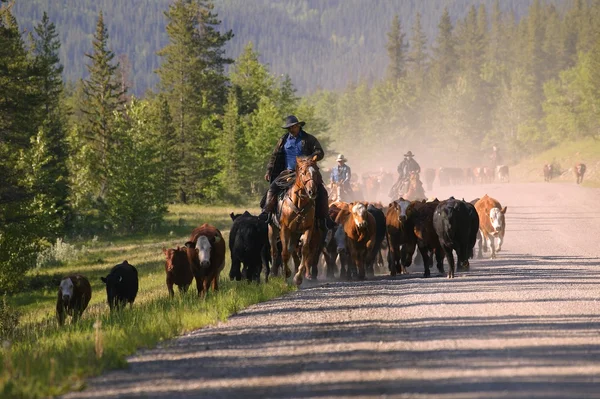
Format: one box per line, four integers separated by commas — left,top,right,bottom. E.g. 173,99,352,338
295,156,322,200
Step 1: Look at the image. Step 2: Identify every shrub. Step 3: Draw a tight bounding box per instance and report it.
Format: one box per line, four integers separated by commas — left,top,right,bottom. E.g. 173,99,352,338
36,238,85,269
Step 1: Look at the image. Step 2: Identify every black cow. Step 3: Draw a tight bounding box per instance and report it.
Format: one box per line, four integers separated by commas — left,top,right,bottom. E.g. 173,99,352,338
366,204,386,277
433,198,479,279
101,261,139,310
229,211,270,283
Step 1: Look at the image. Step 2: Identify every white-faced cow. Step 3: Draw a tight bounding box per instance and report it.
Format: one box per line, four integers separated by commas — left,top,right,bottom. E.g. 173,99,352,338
188,224,226,298
474,194,507,259
56,274,92,325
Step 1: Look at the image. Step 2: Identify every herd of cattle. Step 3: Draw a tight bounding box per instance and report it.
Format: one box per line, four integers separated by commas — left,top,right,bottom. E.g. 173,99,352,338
56,193,507,325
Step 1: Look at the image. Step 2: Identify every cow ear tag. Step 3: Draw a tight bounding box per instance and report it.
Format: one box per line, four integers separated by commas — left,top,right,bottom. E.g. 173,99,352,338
119,276,123,282
214,236,221,243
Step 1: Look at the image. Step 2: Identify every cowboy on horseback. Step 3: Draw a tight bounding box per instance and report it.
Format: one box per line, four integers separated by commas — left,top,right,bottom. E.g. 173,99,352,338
262,115,329,225
389,150,421,198
330,154,352,201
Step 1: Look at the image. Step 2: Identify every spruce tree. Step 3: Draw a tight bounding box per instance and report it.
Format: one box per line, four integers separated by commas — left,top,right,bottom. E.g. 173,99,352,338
385,15,407,82
80,11,125,197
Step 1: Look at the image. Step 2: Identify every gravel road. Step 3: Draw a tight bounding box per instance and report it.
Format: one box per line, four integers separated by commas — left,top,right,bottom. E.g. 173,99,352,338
65,182,600,399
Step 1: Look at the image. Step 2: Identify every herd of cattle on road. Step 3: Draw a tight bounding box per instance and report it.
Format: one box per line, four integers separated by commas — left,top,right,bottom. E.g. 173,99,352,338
55,161,587,326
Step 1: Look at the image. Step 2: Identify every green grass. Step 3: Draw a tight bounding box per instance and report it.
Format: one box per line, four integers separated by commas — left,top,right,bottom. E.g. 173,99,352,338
510,138,600,187
1,204,294,398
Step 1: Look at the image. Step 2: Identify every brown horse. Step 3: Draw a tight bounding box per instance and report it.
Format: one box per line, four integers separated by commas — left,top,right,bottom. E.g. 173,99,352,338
269,156,323,286
404,172,426,201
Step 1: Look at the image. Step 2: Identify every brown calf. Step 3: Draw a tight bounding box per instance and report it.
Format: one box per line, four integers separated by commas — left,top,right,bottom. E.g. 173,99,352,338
335,202,376,280
162,247,194,297
188,224,226,297
474,194,507,259
543,164,553,182
385,198,412,275
56,274,92,325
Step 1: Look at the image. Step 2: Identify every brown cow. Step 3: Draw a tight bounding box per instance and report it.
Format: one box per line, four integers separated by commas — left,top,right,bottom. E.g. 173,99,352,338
575,163,586,184
188,224,226,297
56,274,92,325
335,202,376,280
543,164,553,182
362,174,380,201
403,200,445,277
162,247,194,297
474,194,507,259
385,198,412,275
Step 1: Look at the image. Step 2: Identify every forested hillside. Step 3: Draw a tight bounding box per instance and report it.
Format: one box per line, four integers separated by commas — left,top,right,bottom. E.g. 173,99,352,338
12,0,562,94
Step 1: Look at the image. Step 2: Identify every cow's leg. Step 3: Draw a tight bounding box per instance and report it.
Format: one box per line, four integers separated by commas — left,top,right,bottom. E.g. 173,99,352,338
230,258,242,281
496,232,504,252
280,226,293,279
387,234,399,276
435,247,445,275
211,275,219,291
477,230,484,259
489,236,497,259
416,243,431,278
444,246,455,278
202,277,211,298
400,241,416,274
167,277,175,298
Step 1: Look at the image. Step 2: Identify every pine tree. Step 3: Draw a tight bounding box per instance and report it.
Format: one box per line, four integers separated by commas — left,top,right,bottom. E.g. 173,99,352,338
385,15,407,82
156,0,232,202
407,12,428,96
31,11,70,234
153,95,180,203
214,92,243,201
229,42,275,115
456,5,485,86
80,11,126,197
0,3,41,292
430,7,456,92
275,74,298,116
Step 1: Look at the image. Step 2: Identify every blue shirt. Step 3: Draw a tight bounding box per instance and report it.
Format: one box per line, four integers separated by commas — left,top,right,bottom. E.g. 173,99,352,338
284,131,304,171
330,164,351,184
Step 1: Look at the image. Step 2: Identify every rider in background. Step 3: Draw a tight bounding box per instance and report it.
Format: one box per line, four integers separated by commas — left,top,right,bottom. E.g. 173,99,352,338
390,151,421,197
330,154,352,201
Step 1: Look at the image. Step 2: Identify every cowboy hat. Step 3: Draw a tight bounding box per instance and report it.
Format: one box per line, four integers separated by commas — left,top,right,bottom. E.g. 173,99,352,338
281,115,306,129
336,154,347,162
404,151,414,157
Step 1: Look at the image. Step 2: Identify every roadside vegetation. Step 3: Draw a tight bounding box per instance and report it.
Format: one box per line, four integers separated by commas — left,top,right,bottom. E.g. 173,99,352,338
511,138,600,187
0,204,294,398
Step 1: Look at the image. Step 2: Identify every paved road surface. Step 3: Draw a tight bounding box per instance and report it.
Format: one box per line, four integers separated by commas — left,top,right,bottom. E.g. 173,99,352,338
65,183,600,399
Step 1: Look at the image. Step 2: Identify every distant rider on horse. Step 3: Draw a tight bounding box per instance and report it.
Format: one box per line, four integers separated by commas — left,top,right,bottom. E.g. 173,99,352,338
390,150,421,198
330,154,352,201
262,115,329,226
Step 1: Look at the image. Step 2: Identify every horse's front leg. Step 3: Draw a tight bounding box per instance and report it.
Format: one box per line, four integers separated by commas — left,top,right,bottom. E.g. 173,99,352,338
280,226,293,279
269,225,280,277
294,228,313,286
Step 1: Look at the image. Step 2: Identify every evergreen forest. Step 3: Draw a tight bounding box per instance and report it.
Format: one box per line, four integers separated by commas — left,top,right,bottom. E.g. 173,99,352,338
1,0,600,293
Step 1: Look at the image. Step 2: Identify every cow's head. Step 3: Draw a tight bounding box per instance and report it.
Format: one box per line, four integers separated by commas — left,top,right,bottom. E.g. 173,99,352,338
351,202,369,229
195,235,219,269
489,206,507,236
59,277,74,305
163,247,188,272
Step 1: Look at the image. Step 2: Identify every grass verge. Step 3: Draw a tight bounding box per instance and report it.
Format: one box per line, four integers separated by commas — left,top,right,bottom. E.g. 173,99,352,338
1,279,293,398
510,137,600,187
1,204,294,398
